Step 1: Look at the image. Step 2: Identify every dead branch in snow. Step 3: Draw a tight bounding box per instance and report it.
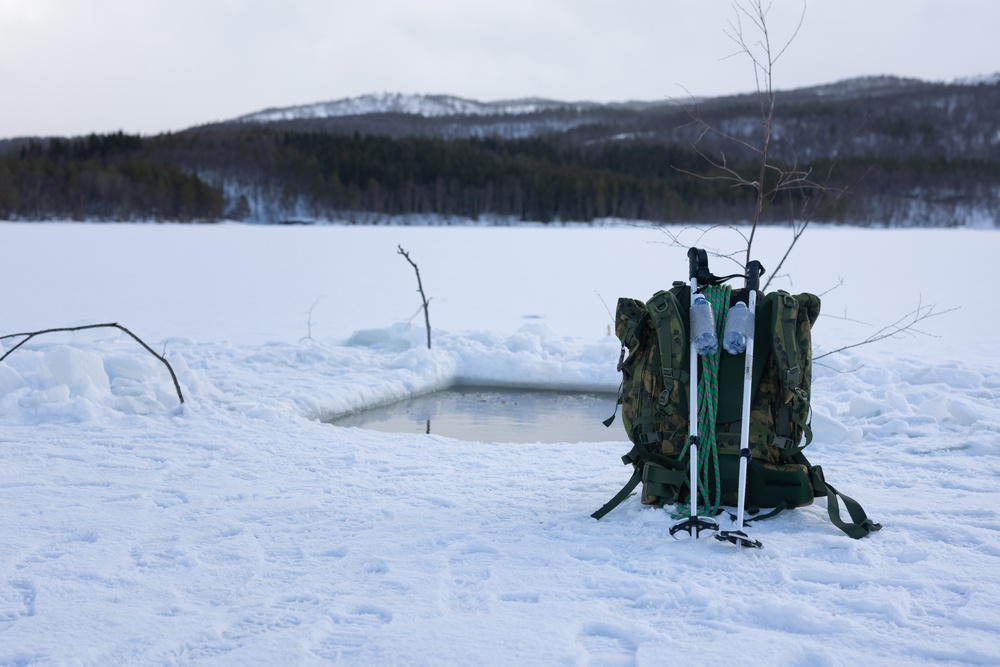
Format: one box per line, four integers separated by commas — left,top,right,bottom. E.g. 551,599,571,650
0,323,185,405
397,245,432,349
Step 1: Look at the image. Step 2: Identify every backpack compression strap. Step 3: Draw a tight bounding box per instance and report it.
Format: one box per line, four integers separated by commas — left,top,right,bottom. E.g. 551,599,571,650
590,451,687,520
602,302,649,428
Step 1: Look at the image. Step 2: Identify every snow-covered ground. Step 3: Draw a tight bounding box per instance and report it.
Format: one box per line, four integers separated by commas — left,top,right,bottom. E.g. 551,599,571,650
1,221,998,666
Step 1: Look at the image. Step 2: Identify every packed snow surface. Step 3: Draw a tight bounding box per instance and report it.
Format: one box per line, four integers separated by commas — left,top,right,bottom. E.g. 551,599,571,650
1,222,998,666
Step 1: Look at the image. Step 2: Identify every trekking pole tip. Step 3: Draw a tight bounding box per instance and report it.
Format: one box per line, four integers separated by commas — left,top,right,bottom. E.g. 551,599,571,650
716,529,763,549
669,515,720,540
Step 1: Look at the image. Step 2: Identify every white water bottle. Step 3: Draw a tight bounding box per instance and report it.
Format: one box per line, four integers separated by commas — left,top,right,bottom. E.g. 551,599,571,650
690,295,718,356
723,301,755,354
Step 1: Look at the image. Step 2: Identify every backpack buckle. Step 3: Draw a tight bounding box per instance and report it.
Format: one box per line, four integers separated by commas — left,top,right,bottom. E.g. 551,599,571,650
783,365,802,386
772,436,793,450
791,387,809,410
638,431,661,446
651,296,670,313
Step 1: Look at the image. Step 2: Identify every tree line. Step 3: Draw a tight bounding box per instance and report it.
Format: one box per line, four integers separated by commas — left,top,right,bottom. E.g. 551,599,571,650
162,130,793,223
0,121,996,225
0,132,222,221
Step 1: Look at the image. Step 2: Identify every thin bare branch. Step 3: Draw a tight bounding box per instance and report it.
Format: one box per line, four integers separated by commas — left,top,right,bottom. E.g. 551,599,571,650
300,298,321,342
813,360,866,374
0,323,185,405
656,225,750,273
817,277,845,298
814,302,960,360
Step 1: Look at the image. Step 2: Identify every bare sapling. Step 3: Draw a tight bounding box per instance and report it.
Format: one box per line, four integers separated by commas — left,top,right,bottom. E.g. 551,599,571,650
666,0,950,355
397,245,432,349
675,0,848,285
301,298,320,342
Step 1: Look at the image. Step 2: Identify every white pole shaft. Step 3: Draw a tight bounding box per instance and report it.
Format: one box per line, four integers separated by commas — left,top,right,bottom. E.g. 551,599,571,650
734,288,757,531
689,277,700,518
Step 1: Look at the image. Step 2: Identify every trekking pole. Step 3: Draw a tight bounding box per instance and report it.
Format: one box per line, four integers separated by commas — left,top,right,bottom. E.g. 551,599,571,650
669,248,720,540
717,260,765,550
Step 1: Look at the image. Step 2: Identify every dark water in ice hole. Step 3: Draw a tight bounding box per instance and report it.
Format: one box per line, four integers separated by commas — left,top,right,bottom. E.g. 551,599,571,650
328,387,622,443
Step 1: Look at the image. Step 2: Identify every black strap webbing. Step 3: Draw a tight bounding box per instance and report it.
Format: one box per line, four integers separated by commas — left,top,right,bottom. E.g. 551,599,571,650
740,464,882,539
810,468,883,539
591,465,643,520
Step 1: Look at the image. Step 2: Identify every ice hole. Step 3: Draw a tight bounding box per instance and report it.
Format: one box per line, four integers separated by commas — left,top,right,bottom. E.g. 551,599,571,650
327,386,621,443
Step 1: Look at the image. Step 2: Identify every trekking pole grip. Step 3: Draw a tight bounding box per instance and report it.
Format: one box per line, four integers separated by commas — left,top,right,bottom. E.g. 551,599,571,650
688,247,710,284
746,260,765,292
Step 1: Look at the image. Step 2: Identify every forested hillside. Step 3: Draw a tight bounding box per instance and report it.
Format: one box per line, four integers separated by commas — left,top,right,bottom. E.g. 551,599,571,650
0,133,223,221
1,76,997,225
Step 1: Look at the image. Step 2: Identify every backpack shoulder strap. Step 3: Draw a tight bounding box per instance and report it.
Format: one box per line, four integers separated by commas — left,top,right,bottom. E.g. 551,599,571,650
625,286,689,447
743,453,883,539
806,458,883,538
769,290,821,454
645,286,689,410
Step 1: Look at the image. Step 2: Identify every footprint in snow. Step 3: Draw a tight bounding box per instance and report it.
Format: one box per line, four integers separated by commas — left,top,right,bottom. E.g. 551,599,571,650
578,622,639,667
447,544,500,612
311,604,393,662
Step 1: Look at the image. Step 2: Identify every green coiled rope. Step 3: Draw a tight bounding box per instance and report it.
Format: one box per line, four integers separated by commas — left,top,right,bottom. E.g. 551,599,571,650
697,284,730,516
674,284,730,519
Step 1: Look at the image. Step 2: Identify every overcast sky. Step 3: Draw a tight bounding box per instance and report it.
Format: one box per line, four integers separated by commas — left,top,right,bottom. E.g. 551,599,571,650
2,0,998,138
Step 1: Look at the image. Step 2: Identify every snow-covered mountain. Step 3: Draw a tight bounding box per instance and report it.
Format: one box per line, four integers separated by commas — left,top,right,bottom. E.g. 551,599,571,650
794,75,930,98
235,92,604,123
953,71,1000,86
230,74,999,127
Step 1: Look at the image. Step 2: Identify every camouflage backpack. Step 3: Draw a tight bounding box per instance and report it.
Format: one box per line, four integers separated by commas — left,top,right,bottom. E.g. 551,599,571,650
593,282,881,539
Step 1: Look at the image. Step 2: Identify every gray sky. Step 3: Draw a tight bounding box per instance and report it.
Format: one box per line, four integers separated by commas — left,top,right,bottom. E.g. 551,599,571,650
2,0,998,138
